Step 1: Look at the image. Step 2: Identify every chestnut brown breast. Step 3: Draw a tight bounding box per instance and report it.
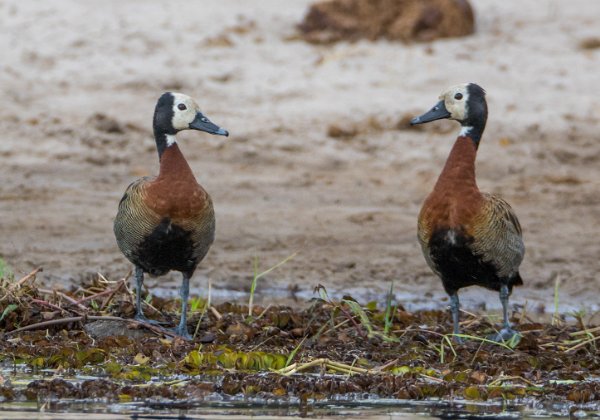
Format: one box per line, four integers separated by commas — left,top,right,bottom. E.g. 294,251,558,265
114,144,215,276
418,137,483,245
144,145,211,220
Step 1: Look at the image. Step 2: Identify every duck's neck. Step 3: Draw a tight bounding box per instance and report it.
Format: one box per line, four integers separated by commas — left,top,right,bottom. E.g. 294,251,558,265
154,131,172,158
459,123,484,145
433,136,479,192
154,133,197,182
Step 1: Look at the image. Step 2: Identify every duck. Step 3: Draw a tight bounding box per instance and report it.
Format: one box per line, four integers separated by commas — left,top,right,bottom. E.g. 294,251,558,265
410,83,524,342
114,92,228,339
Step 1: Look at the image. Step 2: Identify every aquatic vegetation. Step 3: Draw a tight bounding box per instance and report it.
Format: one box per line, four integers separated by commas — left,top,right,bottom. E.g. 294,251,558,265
0,269,600,410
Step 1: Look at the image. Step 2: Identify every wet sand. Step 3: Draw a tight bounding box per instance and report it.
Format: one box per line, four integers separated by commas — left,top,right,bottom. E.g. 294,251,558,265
1,0,600,314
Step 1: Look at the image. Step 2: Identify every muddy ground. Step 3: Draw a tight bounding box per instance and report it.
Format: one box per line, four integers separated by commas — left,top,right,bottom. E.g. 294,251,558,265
1,277,600,410
1,0,600,316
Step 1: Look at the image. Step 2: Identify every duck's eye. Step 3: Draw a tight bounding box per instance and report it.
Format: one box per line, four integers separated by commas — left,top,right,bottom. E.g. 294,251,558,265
454,93,463,100
177,103,187,111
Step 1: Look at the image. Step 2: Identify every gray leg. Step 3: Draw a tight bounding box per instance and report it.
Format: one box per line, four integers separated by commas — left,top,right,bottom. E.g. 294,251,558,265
500,284,510,329
133,266,160,325
173,273,192,339
134,266,145,320
449,293,463,342
491,284,520,342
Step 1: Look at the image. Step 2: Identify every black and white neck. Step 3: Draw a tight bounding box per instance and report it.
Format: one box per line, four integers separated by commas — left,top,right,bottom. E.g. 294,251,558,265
459,83,488,147
152,92,179,159
153,131,179,158
459,123,484,146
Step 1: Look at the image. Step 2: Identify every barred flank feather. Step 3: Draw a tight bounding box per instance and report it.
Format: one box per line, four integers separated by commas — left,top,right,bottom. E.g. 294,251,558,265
114,177,158,264
472,193,524,280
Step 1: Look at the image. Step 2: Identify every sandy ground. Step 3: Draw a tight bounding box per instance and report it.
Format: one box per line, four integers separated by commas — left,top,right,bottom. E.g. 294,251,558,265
1,0,599,315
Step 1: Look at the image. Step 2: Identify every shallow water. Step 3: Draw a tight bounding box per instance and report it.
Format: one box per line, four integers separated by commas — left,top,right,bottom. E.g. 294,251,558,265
0,398,588,419
152,283,594,325
0,367,596,419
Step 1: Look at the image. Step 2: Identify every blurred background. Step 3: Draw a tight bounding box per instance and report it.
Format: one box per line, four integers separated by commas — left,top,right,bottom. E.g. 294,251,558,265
1,0,599,316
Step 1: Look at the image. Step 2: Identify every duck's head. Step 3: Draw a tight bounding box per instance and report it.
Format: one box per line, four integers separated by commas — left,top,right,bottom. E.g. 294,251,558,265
153,92,229,137
410,83,487,142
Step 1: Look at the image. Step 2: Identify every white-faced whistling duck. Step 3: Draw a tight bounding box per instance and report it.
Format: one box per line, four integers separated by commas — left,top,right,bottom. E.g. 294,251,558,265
410,83,525,342
114,92,228,339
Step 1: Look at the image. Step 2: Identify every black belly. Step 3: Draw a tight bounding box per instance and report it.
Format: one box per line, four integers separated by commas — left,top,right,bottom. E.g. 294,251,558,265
133,218,197,276
428,228,506,295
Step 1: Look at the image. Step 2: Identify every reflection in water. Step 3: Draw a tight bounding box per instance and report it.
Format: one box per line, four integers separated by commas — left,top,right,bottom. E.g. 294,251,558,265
0,396,586,419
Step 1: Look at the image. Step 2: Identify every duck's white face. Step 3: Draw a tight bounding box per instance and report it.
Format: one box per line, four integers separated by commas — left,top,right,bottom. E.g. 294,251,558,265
170,92,201,131
439,84,469,122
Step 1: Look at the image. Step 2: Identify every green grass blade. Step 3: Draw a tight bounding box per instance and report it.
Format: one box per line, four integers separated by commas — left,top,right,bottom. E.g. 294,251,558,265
552,275,561,326
0,304,18,322
343,299,373,334
193,278,212,339
248,252,298,317
384,280,394,336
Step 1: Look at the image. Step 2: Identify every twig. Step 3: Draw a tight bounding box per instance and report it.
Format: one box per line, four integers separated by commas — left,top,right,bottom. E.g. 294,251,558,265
12,267,43,289
6,316,111,334
121,273,135,305
210,306,223,320
419,373,445,383
255,304,272,321
488,375,538,387
460,308,479,318
96,272,119,285
338,302,367,339
132,378,190,388
38,289,88,311
279,358,326,375
31,299,69,314
539,342,568,350
570,325,600,336
564,334,600,353
249,336,275,352
373,358,399,372
279,358,380,376
100,280,126,310
326,359,369,374
76,285,122,305
279,358,329,375
321,318,351,337
5,315,178,338
470,339,486,366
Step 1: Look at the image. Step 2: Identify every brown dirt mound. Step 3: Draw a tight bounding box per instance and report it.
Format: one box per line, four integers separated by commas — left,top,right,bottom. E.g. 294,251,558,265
299,0,474,44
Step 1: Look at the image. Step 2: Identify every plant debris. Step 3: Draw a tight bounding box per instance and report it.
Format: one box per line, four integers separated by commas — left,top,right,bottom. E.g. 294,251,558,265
1,270,600,409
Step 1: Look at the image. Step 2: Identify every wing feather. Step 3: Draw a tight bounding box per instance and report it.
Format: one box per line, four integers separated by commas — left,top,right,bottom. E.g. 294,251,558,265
471,193,525,279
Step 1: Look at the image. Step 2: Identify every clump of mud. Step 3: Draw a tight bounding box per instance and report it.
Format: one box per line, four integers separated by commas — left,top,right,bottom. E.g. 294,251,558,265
299,0,475,44
579,37,600,50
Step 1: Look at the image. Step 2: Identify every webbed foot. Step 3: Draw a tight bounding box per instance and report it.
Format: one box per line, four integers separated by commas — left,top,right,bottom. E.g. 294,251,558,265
171,324,192,340
489,327,521,345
